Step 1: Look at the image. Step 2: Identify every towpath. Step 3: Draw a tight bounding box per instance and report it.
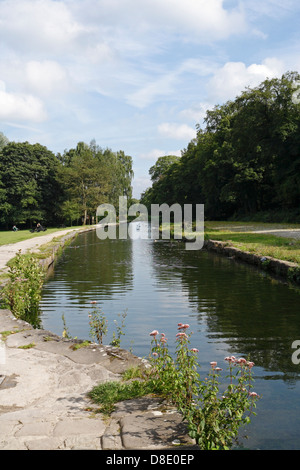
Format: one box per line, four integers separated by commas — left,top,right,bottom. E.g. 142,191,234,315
0,227,196,451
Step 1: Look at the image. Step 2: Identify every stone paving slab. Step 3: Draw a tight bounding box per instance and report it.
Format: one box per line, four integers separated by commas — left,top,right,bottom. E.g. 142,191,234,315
0,309,197,451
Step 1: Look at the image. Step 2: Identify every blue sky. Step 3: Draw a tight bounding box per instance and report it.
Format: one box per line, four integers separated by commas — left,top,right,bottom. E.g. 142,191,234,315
0,0,299,198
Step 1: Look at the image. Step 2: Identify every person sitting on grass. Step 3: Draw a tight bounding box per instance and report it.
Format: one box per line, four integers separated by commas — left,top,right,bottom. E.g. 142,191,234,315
30,223,47,233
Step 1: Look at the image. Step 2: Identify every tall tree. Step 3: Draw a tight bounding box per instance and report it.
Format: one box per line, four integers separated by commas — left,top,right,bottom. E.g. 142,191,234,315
0,141,61,228
142,71,300,222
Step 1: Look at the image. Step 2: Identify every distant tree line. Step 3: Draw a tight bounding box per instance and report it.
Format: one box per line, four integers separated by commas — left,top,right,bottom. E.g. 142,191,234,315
0,137,133,229
141,72,300,222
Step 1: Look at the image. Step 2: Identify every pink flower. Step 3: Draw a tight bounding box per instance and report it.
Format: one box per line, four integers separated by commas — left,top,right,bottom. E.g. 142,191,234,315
249,392,259,398
210,361,217,368
149,330,159,336
215,367,223,371
247,361,255,368
90,301,97,304
178,323,190,330
190,348,199,353
152,352,158,357
237,357,247,364
225,355,238,364
176,332,188,338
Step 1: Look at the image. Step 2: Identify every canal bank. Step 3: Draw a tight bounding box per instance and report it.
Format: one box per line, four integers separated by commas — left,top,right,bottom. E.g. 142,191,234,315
1,223,300,450
0,227,196,450
0,308,196,450
203,239,300,285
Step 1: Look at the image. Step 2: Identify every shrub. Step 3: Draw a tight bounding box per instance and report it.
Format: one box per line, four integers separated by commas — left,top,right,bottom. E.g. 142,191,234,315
2,250,45,328
149,324,260,450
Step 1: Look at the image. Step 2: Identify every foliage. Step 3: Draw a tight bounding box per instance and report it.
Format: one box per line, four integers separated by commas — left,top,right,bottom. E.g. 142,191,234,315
110,310,127,347
1,250,45,328
88,379,162,416
88,306,108,345
288,266,300,284
58,141,134,225
0,141,61,227
0,132,9,151
148,325,260,450
141,72,300,222
149,155,180,183
0,138,133,229
88,304,127,347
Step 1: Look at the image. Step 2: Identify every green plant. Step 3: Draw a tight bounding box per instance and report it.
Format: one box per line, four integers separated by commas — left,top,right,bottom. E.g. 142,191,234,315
2,250,45,328
88,304,128,347
288,266,300,284
122,366,144,381
62,313,71,339
89,305,108,344
110,310,127,347
88,379,162,416
71,340,91,350
148,324,260,450
18,342,35,349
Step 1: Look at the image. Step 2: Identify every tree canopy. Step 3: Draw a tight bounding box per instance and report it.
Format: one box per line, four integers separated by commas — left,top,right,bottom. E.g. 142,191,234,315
141,71,300,222
0,137,134,228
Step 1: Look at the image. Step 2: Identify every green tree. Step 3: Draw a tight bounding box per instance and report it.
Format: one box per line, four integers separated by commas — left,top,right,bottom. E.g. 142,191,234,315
58,141,133,224
143,71,300,222
149,155,180,184
0,141,61,228
0,132,9,151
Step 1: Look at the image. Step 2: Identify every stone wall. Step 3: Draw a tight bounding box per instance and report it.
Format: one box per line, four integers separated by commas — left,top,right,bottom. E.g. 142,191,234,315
203,239,300,285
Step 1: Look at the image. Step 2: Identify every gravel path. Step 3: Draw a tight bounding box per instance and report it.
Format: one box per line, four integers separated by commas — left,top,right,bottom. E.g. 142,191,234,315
0,227,92,274
211,224,300,240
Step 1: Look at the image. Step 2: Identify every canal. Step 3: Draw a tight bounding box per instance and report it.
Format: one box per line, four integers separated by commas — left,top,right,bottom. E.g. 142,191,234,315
40,223,300,450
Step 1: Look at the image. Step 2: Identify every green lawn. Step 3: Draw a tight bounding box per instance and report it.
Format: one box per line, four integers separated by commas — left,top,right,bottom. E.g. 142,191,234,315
0,226,83,246
204,222,300,265
163,220,300,265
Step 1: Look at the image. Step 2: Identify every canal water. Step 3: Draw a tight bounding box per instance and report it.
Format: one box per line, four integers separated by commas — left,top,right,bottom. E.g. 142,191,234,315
40,223,300,450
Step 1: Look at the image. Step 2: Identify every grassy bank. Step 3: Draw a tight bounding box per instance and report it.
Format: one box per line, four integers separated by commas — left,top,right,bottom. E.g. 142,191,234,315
204,221,300,265
0,226,83,246
163,220,300,265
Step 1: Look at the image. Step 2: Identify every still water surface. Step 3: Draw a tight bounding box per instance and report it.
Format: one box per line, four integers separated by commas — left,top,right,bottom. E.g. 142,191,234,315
40,224,300,450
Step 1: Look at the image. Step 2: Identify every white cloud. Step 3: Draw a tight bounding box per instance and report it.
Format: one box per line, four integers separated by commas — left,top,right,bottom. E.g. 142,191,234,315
139,148,181,161
126,73,178,108
207,58,285,102
132,176,152,198
25,61,70,96
0,0,86,55
158,123,196,140
244,0,300,19
74,0,246,42
180,102,214,123
0,81,47,123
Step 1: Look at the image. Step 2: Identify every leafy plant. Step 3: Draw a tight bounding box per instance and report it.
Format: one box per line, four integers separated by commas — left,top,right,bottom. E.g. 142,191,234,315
148,324,260,450
88,306,108,344
110,310,127,347
88,379,162,416
2,250,45,328
88,304,127,347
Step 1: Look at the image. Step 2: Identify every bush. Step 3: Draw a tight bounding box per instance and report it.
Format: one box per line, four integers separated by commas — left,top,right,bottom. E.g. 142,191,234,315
149,324,260,450
2,250,45,328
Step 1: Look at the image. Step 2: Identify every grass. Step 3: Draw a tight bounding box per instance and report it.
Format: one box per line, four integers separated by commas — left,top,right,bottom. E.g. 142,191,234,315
0,226,83,246
88,378,162,416
161,220,300,265
18,343,35,349
204,222,300,265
